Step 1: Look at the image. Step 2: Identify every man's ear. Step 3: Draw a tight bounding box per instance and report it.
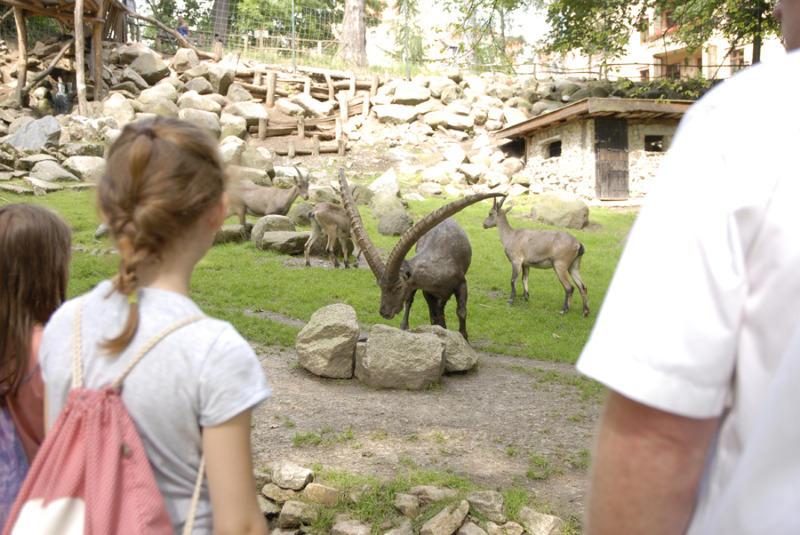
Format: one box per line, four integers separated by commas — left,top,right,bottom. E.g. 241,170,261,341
207,191,229,230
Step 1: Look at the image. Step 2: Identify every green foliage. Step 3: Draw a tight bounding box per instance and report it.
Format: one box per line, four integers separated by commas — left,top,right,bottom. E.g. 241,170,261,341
545,0,780,67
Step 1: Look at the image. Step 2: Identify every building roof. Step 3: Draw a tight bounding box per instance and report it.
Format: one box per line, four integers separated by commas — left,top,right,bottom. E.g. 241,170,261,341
493,97,695,139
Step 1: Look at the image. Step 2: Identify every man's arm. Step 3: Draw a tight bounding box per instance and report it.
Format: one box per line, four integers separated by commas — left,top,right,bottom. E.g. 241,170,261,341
585,391,719,535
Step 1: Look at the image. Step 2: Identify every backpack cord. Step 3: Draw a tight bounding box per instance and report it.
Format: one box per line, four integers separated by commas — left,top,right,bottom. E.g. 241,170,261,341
70,295,208,534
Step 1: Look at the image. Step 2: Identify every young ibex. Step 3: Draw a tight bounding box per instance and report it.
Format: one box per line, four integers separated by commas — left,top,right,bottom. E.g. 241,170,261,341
483,195,589,316
339,168,504,340
304,202,362,268
228,166,310,227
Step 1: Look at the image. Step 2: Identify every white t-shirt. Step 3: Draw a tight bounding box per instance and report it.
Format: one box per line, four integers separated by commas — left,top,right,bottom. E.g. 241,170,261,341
40,280,272,534
577,49,800,534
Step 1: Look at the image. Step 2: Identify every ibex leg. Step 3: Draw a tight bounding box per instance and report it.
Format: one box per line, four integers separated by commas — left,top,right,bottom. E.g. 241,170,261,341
569,256,589,316
455,280,468,340
553,261,575,315
423,291,447,330
400,289,417,330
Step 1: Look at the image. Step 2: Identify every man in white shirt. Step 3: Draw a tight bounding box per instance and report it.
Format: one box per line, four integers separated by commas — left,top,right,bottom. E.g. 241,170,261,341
577,2,800,534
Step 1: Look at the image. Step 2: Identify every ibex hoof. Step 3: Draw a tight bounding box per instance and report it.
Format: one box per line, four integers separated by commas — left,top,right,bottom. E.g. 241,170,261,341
558,309,567,315
506,298,515,305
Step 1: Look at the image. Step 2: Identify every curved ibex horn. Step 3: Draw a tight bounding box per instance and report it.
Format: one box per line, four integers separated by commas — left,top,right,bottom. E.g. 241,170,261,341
338,168,386,281
383,191,507,284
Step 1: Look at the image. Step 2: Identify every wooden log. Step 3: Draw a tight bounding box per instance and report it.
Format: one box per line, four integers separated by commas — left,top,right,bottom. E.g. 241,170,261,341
93,0,104,102
214,41,223,61
361,93,371,119
337,91,348,124
266,71,277,108
74,0,88,116
13,7,26,106
312,135,320,157
288,139,295,158
20,38,74,101
303,78,311,95
274,141,345,155
253,70,262,86
371,75,379,96
258,118,267,140
324,73,334,100
349,73,356,98
297,117,305,139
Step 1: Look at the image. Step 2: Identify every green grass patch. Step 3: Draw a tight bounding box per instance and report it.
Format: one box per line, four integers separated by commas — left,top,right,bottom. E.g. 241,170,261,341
1,185,637,364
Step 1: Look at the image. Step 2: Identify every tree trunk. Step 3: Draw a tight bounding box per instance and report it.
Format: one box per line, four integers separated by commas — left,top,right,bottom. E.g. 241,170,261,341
211,0,230,45
339,0,367,68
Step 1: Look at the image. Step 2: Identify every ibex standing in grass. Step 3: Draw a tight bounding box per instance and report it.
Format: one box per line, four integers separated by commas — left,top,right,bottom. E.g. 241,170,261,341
339,168,504,340
228,166,310,227
304,202,362,268
483,195,589,316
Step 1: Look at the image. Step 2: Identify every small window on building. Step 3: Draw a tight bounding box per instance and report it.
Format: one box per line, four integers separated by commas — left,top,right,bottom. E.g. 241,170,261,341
664,10,676,30
666,63,681,80
547,140,562,158
640,68,650,81
731,48,746,74
644,135,664,152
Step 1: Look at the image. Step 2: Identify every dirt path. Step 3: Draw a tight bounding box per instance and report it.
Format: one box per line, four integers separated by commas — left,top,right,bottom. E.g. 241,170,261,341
248,343,603,523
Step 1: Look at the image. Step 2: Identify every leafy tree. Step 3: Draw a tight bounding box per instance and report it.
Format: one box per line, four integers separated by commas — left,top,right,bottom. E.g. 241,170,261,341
545,0,780,69
441,0,544,72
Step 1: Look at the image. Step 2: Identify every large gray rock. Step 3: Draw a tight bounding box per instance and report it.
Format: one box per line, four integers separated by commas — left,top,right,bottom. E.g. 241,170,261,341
207,61,235,95
530,192,590,229
184,76,214,95
373,104,419,125
220,113,248,139
331,519,372,535
393,81,431,105
370,191,406,219
271,460,314,491
518,507,564,535
357,325,445,390
378,210,413,236
138,82,178,105
290,92,334,117
409,325,477,372
120,66,149,90
178,90,222,114
420,500,470,535
129,51,170,84
260,231,310,254
178,108,221,138
295,304,359,379
103,92,136,126
226,82,253,103
278,500,317,529
223,101,268,127
422,111,474,131
368,168,401,197
170,48,200,72
8,116,61,151
29,160,79,182
466,491,506,524
61,156,106,183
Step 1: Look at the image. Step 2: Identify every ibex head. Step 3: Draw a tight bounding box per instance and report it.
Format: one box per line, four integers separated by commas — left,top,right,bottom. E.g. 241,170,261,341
482,194,510,229
338,168,505,321
294,165,311,201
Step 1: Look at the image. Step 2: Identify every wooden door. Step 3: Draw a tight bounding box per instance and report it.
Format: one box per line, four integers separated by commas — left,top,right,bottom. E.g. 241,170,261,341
595,117,629,200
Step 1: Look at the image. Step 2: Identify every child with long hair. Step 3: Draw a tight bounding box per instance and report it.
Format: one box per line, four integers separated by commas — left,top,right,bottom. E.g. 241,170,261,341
39,117,270,534
0,203,71,525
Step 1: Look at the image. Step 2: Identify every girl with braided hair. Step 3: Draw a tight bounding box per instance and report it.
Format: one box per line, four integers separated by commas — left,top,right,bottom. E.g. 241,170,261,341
39,117,270,534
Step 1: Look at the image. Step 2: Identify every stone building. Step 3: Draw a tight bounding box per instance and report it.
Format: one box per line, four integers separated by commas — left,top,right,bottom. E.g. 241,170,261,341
494,98,692,201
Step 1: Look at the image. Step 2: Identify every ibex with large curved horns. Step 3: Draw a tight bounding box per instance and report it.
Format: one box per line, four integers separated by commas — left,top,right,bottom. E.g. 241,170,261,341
483,195,589,316
338,168,505,340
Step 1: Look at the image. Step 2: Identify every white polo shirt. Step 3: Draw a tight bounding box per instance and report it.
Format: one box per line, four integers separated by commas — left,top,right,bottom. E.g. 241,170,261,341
578,49,800,534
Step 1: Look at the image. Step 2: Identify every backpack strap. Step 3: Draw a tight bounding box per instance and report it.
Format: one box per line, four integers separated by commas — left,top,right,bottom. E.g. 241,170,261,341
70,294,208,534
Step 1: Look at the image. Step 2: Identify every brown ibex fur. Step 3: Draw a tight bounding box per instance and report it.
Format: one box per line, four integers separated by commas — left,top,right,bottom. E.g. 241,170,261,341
339,168,504,340
228,166,310,227
304,202,362,268
483,195,589,316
